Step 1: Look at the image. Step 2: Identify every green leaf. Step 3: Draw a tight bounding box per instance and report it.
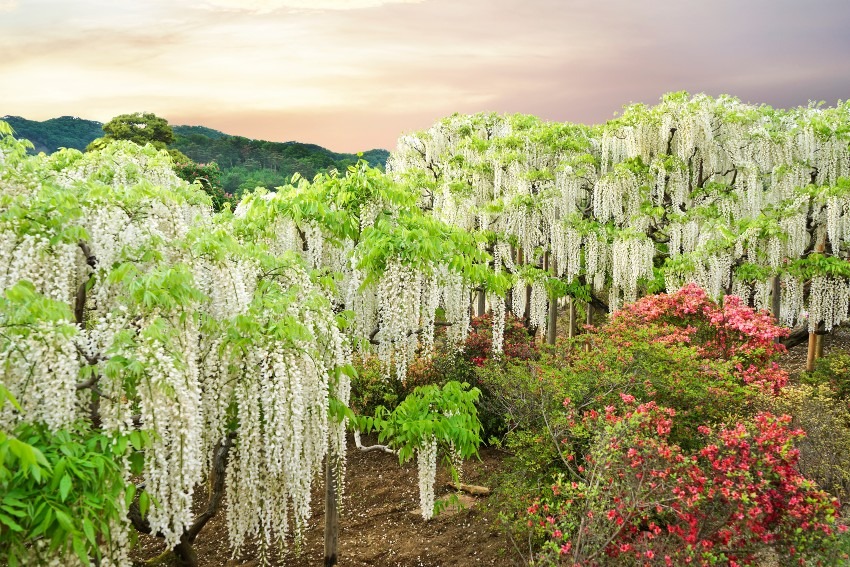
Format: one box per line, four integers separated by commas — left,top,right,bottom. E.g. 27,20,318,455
129,430,143,451
53,458,67,481
73,534,88,564
139,490,150,518
59,474,72,502
0,513,24,532
33,507,54,537
8,438,35,467
128,451,144,475
54,509,74,532
0,504,27,518
0,384,22,411
82,517,96,546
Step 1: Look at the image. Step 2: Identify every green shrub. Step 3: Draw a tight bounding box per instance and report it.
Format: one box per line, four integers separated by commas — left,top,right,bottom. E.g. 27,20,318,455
481,287,801,563
805,351,850,402
765,384,850,503
0,421,138,566
349,355,403,417
349,350,473,419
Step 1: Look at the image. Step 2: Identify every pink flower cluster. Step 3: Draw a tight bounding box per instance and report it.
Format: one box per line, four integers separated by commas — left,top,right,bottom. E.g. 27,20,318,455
609,284,790,393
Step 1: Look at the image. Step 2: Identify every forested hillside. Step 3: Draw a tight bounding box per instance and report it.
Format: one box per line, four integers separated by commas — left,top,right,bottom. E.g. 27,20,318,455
1,115,389,196
0,115,103,154
172,131,389,195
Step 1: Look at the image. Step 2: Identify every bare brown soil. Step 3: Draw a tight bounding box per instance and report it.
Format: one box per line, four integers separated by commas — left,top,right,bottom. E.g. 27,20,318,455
134,440,521,567
134,327,850,567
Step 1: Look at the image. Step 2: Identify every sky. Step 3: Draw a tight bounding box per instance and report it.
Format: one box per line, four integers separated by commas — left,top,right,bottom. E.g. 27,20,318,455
2,0,850,152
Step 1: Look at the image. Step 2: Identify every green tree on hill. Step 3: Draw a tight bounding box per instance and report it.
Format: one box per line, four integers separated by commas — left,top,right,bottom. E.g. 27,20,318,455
88,112,229,209
87,112,175,151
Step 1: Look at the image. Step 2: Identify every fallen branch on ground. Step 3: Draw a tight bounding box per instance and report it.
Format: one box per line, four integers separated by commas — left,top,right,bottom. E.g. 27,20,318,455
447,482,490,496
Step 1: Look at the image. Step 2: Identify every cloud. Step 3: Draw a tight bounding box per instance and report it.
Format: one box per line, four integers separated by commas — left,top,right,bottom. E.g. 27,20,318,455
3,0,850,153
197,0,423,13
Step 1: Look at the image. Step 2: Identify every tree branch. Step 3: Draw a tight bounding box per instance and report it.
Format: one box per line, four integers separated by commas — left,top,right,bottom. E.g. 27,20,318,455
74,343,104,368
128,433,235,544
665,127,677,155
79,240,97,269
75,375,98,391
186,433,235,542
74,241,97,328
127,490,155,536
447,481,490,496
295,225,309,252
353,429,395,454
781,325,811,349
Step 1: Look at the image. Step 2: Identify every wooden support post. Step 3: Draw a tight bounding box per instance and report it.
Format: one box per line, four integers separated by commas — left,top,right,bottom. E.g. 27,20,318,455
771,275,782,345
816,325,826,359
546,254,557,345
568,297,577,338
771,276,780,323
584,303,594,352
806,332,817,373
324,454,339,567
476,289,486,317
546,301,557,344
518,246,531,327
807,235,828,372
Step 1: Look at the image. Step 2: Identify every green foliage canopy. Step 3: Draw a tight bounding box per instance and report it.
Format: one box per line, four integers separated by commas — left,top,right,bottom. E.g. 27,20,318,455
92,112,175,150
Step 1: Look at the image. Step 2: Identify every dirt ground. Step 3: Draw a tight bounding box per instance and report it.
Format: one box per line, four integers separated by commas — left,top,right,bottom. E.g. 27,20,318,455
134,440,522,567
135,327,849,567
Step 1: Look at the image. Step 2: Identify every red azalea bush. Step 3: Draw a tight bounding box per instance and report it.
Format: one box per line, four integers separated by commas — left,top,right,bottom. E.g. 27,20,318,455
483,286,784,454
529,399,845,566
608,283,789,393
482,286,850,564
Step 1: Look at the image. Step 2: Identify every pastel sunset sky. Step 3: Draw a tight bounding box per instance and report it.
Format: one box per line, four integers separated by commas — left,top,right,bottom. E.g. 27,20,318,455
2,0,849,152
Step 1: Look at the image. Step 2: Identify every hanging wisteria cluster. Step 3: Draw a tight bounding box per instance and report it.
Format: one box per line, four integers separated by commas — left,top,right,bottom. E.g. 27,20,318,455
0,289,80,433
388,93,850,345
234,162,488,384
416,434,438,520
229,163,494,523
0,133,349,564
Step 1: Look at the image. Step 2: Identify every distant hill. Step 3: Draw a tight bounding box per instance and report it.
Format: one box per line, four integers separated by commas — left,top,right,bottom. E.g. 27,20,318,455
172,125,230,140
2,115,103,154
2,115,390,196
170,129,389,195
